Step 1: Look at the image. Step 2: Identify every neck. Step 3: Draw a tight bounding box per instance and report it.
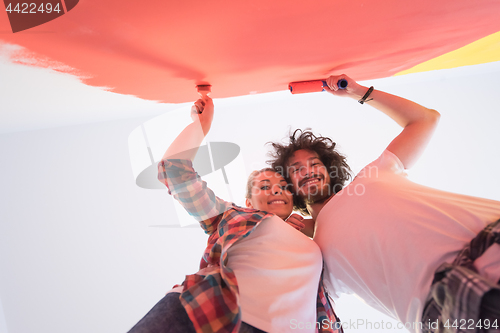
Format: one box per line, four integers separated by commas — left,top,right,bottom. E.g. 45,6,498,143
307,194,334,220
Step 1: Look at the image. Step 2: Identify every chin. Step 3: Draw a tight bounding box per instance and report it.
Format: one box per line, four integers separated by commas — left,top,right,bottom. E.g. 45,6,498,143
301,189,330,204
270,210,289,220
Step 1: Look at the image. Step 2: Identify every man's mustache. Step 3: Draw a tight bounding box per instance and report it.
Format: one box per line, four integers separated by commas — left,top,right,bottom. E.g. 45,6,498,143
298,174,324,188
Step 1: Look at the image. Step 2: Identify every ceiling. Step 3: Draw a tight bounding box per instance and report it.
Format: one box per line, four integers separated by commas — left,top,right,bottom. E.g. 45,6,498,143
1,0,500,110
1,1,500,134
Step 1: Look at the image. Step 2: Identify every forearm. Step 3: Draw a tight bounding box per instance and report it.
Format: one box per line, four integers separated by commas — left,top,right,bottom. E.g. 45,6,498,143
162,121,207,161
162,96,214,161
346,83,440,168
325,75,440,168
351,85,440,127
362,86,440,169
158,159,231,235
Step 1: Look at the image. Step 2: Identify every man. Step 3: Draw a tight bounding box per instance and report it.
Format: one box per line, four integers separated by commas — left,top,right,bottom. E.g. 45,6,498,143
269,75,500,333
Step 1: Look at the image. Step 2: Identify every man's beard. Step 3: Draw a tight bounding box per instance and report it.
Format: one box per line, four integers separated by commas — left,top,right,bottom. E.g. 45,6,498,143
298,176,332,205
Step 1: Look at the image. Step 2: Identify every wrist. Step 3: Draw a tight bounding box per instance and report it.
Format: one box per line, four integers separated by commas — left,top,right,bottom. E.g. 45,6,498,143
201,123,211,136
358,86,374,104
349,84,369,100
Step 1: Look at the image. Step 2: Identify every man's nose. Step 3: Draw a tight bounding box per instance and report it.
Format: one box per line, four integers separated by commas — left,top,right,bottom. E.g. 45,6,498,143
302,166,313,178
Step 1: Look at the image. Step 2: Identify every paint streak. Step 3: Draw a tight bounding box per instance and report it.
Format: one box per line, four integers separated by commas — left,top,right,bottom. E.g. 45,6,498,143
1,0,500,103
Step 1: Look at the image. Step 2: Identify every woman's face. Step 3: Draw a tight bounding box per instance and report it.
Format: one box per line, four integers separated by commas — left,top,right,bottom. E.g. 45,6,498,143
245,170,293,220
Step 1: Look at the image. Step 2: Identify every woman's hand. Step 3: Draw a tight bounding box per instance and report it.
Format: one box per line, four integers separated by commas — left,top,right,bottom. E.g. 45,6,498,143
285,213,305,231
191,96,214,136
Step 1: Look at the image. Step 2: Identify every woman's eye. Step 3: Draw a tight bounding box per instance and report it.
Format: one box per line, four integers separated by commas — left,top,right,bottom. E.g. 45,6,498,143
260,186,270,190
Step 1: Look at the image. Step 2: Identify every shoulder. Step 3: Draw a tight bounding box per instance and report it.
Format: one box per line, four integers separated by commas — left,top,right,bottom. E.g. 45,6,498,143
223,205,273,223
357,150,407,179
215,206,274,242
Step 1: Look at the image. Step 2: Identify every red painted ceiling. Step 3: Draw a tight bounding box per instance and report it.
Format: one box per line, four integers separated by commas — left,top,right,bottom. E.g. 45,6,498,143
1,0,500,103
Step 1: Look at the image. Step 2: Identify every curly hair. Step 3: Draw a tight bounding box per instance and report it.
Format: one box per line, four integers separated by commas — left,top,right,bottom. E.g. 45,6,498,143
267,129,352,215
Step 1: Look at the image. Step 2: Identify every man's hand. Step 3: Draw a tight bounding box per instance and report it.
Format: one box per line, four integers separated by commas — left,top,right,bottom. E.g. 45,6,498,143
323,74,366,99
285,213,306,231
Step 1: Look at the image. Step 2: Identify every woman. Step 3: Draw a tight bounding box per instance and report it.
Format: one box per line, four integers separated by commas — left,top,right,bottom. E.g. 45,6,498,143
127,96,342,333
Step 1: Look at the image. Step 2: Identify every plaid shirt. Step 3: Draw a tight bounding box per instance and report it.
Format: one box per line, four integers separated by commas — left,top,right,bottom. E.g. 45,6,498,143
158,159,342,333
422,219,500,333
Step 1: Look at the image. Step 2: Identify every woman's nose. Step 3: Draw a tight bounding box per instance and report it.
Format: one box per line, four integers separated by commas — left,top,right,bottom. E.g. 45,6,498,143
272,186,283,195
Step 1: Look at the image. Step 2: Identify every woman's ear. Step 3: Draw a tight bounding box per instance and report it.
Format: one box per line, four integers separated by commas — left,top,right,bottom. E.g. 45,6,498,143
245,198,253,208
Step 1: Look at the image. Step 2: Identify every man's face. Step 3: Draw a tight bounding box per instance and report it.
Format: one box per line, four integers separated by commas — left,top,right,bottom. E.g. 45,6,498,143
286,149,332,204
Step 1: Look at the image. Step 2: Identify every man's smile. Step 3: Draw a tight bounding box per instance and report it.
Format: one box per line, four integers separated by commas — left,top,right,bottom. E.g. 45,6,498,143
300,176,323,188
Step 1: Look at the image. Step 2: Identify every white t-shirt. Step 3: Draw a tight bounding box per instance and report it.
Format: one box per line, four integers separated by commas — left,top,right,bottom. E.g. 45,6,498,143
227,215,323,332
314,150,500,333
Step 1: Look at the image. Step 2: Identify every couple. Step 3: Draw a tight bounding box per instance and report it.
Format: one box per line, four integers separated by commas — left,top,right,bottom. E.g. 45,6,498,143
129,75,500,333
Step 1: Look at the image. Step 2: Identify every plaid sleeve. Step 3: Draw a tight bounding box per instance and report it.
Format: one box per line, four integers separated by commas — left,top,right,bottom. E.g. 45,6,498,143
158,159,233,235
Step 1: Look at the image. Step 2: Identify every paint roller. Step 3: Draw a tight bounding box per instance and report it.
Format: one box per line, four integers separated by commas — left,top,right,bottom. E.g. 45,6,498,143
289,79,348,94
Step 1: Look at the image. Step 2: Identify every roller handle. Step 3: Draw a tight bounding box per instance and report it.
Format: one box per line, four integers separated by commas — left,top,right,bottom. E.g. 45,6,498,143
289,79,348,94
337,79,348,89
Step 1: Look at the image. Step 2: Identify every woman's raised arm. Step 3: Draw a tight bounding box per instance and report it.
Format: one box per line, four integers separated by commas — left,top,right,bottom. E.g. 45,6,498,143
162,96,214,161
158,96,233,235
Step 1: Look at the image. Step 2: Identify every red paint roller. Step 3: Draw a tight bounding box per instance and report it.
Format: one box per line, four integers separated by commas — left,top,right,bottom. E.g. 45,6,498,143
289,79,347,94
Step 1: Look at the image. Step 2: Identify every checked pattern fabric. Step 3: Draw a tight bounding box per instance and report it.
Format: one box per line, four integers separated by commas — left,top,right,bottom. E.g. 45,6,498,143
158,159,342,333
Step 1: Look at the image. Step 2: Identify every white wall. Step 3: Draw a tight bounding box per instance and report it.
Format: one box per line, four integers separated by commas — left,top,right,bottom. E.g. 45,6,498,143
0,118,207,333
0,297,7,333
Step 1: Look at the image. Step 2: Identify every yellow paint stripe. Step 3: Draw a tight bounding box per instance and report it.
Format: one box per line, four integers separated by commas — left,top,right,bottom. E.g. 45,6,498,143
395,30,500,76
